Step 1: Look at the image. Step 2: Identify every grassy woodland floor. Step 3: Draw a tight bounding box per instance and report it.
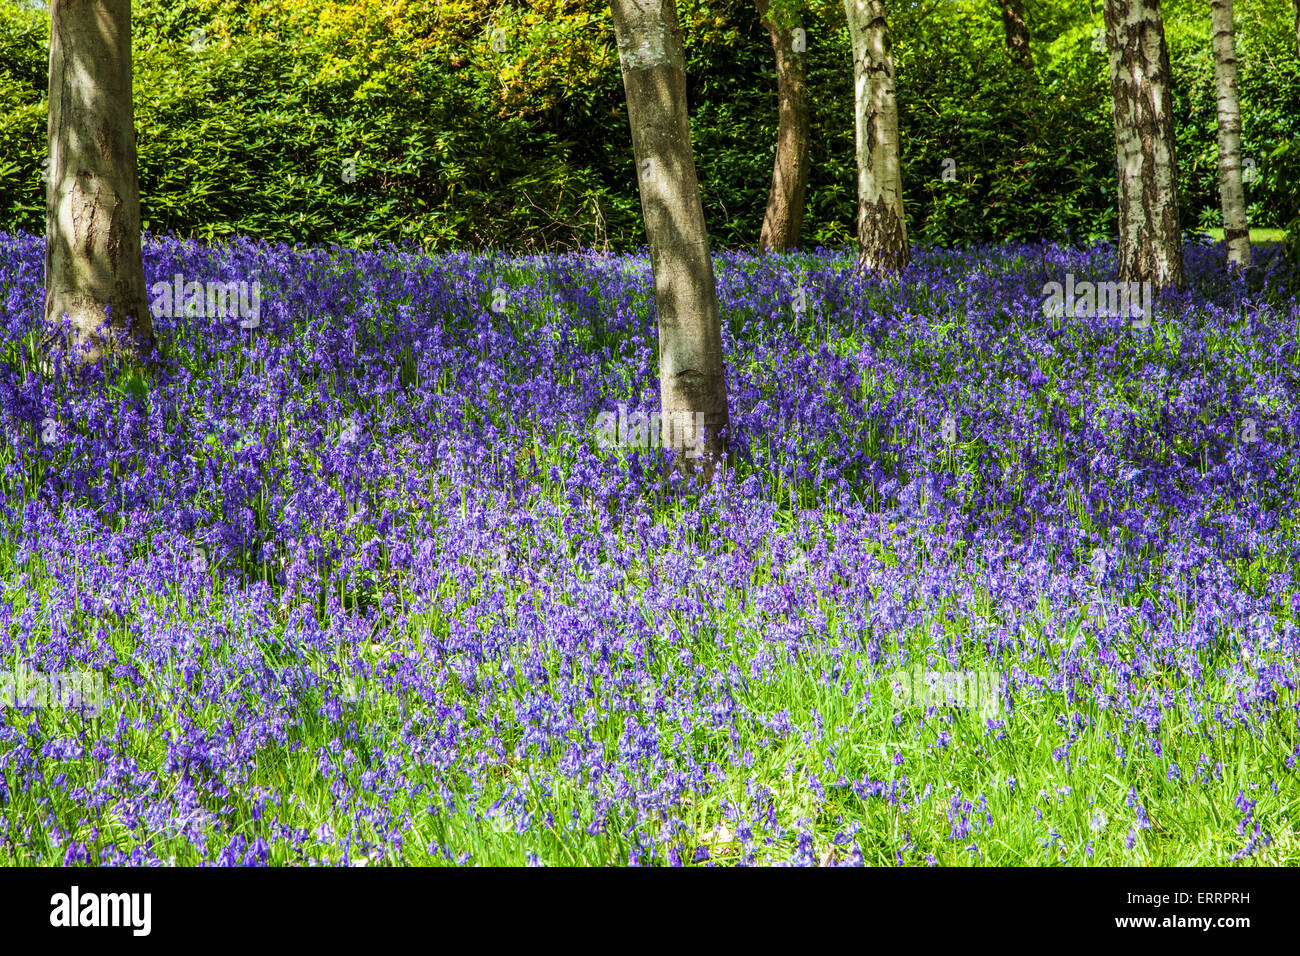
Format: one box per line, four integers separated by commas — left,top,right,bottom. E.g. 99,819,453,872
0,233,1298,865
1200,228,1286,243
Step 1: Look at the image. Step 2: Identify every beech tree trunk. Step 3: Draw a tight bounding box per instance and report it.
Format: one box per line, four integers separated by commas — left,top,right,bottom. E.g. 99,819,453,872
610,0,730,475
1211,0,1249,268
44,0,154,367
757,0,810,252
843,0,909,274
1103,0,1184,289
998,0,1033,68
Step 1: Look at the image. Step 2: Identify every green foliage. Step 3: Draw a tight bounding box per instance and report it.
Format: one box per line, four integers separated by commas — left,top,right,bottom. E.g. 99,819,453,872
1166,0,1300,234
0,2,46,225
896,3,1117,245
0,0,1294,249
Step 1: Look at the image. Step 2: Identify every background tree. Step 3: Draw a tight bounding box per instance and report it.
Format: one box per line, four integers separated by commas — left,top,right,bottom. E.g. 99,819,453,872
997,0,1033,68
610,0,730,474
1103,0,1184,288
756,0,810,251
44,0,154,367
843,0,908,273
4,1,1296,253
1212,0,1249,267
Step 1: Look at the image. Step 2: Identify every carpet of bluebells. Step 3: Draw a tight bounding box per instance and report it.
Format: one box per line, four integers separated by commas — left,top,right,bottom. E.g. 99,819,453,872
1,231,1298,866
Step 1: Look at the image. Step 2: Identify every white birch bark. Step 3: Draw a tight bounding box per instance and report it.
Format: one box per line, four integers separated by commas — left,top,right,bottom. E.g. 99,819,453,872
1103,0,1185,288
843,0,909,274
1212,0,1249,267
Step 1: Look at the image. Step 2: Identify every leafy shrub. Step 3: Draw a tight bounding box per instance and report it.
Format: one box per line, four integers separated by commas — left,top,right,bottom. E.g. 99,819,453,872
0,0,1293,249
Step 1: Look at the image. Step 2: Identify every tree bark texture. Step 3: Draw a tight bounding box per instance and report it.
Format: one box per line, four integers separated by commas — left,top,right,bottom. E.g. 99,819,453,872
1211,0,1250,267
45,0,154,367
757,0,810,252
610,0,730,475
843,0,909,275
1103,0,1185,289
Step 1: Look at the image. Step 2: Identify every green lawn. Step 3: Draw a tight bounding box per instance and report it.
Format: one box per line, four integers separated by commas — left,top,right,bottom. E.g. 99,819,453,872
1201,228,1286,243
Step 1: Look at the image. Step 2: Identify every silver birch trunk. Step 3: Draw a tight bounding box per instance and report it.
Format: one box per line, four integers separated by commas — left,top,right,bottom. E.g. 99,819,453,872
757,0,810,252
843,0,909,274
1211,0,1250,267
1103,0,1184,289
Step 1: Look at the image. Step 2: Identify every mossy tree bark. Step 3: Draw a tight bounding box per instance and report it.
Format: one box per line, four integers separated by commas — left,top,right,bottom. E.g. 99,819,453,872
998,0,1033,69
1293,0,1300,60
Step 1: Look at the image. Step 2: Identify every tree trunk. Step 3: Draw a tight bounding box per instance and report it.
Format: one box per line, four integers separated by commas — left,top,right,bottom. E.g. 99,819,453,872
998,0,1033,68
45,0,154,369
757,0,810,252
610,0,730,476
1294,0,1300,61
1211,0,1249,268
1103,0,1184,289
843,0,909,274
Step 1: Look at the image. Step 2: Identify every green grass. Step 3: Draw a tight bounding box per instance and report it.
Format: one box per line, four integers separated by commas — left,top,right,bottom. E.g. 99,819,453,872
1,246,1298,866
2,550,1296,866
1200,228,1286,243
